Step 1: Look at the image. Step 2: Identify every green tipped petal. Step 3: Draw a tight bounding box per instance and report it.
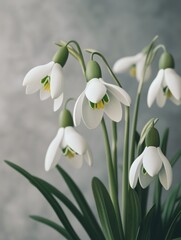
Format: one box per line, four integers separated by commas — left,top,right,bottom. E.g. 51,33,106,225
86,60,102,81
159,52,175,69
53,46,69,67
145,127,160,147
59,109,74,128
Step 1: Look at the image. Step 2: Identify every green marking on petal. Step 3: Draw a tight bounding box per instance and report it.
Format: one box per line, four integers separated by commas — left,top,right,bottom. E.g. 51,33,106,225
103,93,110,103
142,167,147,175
41,75,49,84
62,146,77,158
163,87,172,98
89,101,95,109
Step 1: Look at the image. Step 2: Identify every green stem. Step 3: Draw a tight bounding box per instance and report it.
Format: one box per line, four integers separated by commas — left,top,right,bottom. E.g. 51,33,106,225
112,121,118,195
101,118,124,240
122,106,130,234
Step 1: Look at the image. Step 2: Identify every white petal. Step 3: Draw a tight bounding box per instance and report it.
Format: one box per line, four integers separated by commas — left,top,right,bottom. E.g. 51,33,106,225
147,69,164,107
84,147,93,166
157,148,172,190
129,150,144,189
156,87,166,107
66,155,83,169
45,128,64,171
23,61,54,86
50,63,64,99
85,78,107,103
73,91,85,127
103,82,131,106
170,96,181,105
164,68,181,100
82,98,103,129
104,92,122,122
139,170,154,188
64,127,87,155
136,54,151,82
53,94,64,112
25,81,42,94
142,147,162,177
113,53,142,73
40,88,51,100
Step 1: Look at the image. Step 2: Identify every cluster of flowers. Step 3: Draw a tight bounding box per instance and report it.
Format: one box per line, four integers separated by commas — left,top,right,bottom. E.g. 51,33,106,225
23,43,181,191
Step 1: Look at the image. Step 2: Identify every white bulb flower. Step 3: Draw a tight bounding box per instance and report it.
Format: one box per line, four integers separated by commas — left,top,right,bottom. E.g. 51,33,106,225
113,52,151,82
73,78,131,129
45,126,92,171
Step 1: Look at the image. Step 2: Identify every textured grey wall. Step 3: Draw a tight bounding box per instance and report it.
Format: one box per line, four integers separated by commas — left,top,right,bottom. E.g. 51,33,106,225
1,0,181,239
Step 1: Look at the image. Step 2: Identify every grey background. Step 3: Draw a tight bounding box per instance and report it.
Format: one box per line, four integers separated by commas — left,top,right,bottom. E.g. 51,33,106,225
1,0,181,239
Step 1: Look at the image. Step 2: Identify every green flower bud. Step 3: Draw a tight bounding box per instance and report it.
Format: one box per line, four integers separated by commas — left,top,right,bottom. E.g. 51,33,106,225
59,109,73,128
145,127,160,147
86,60,102,81
53,46,69,67
159,52,175,69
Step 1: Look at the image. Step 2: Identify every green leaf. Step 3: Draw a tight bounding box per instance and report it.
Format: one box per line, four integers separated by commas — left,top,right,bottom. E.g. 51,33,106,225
92,177,120,240
5,161,80,240
162,185,180,228
136,206,156,240
30,215,71,239
56,165,105,240
161,128,169,155
126,189,141,240
171,149,181,167
164,209,181,240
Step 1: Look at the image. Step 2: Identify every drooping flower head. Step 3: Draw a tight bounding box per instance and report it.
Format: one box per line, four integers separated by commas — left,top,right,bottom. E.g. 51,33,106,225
147,51,181,107
23,46,69,111
73,60,131,129
113,50,151,82
129,127,172,190
45,108,92,171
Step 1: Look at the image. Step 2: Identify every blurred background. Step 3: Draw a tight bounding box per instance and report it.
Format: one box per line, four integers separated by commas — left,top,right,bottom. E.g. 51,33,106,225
1,0,181,239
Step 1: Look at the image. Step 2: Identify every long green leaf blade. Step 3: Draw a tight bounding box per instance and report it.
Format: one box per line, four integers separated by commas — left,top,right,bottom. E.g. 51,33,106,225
92,177,121,240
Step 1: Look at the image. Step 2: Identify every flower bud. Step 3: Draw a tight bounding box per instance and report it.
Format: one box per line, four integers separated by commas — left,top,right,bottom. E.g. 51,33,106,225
86,60,102,81
145,127,160,147
59,109,74,128
53,46,69,67
159,52,175,69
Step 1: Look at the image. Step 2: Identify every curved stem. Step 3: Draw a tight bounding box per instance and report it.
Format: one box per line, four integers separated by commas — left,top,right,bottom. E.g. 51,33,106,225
91,51,122,87
101,118,124,240
122,106,130,233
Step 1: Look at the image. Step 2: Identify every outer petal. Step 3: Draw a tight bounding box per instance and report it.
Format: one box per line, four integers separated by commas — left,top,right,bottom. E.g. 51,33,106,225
50,63,63,99
84,147,93,166
142,147,162,177
113,53,142,73
156,87,166,107
82,98,103,129
40,88,51,100
25,81,42,94
164,68,181,100
45,128,64,171
157,148,173,190
23,61,54,86
66,155,83,169
64,127,87,155
129,150,145,189
170,96,181,105
73,91,85,127
53,93,64,112
139,170,155,188
147,69,164,107
136,54,151,82
85,78,106,103
103,81,131,106
104,92,122,122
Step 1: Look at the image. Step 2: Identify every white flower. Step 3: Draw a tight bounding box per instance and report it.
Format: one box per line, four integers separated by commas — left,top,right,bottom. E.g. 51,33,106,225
147,68,181,107
129,146,172,190
73,78,131,129
45,126,92,171
113,52,151,82
23,61,64,111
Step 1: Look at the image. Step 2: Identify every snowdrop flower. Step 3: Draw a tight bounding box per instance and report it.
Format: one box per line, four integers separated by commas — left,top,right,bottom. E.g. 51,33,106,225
45,109,92,171
129,127,172,190
23,46,69,111
73,61,131,129
147,52,181,107
113,51,151,82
